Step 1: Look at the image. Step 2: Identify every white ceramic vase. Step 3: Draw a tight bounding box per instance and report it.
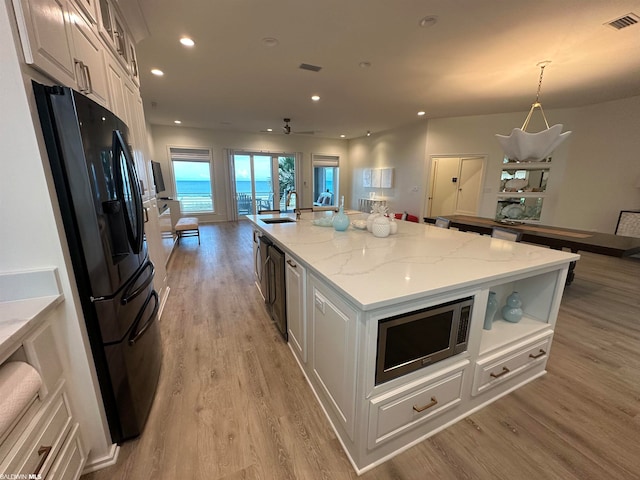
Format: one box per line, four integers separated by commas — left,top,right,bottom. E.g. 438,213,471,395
389,217,398,234
366,213,380,232
372,216,391,238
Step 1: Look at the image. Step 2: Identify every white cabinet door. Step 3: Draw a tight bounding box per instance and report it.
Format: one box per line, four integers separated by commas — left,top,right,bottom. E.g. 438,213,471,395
309,274,358,440
74,0,98,24
12,0,76,86
68,1,109,106
105,56,127,122
123,81,151,198
143,198,168,305
285,253,306,363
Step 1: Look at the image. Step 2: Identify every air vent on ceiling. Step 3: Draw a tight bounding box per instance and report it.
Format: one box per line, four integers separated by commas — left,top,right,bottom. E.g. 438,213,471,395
299,63,322,72
606,13,639,30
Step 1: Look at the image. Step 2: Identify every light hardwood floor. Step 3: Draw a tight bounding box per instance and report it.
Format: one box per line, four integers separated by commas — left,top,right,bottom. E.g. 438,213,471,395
83,222,640,480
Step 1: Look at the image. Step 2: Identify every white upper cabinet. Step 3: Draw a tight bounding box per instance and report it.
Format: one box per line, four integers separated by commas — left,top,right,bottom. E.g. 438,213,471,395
12,0,109,107
68,1,109,105
74,0,98,24
12,0,77,87
98,0,138,82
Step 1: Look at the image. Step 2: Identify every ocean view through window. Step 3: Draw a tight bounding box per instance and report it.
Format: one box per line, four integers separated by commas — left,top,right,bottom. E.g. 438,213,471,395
169,147,214,213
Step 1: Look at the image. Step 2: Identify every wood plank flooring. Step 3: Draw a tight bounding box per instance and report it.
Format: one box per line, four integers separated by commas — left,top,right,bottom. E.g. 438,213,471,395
82,222,640,480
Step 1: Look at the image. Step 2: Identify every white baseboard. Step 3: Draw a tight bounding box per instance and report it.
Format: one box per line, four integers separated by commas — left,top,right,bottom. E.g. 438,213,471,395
82,443,120,474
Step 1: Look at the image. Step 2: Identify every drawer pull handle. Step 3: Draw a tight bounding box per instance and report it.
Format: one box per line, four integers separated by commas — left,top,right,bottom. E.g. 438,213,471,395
34,445,52,475
413,396,438,413
529,349,547,359
490,366,510,378
287,259,297,268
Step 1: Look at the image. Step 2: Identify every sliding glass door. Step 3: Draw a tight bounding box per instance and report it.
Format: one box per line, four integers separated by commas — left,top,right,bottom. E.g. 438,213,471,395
232,152,296,216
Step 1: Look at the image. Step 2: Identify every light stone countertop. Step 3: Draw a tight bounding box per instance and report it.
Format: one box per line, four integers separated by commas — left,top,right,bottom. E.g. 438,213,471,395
248,212,580,310
0,268,63,360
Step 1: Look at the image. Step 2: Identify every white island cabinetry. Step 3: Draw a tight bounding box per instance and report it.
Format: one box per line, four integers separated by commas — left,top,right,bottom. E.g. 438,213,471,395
308,273,359,440
248,213,578,474
285,253,306,364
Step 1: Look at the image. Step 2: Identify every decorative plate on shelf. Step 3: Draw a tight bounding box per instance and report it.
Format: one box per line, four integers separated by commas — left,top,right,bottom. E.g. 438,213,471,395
501,204,525,219
504,178,528,190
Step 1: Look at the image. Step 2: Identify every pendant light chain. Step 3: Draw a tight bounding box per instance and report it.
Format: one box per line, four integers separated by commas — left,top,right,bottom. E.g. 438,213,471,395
535,64,546,105
522,63,551,131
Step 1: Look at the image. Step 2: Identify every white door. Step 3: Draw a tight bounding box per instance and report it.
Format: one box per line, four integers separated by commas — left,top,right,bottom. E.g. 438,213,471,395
428,156,485,217
428,157,460,217
456,157,484,215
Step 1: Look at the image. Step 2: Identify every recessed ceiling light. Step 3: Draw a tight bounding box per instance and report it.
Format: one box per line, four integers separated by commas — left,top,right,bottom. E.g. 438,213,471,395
174,120,182,124
340,134,346,138
151,69,164,76
417,111,426,116
366,131,371,137
267,128,273,132
311,95,320,101
262,37,279,47
180,37,195,47
418,15,438,28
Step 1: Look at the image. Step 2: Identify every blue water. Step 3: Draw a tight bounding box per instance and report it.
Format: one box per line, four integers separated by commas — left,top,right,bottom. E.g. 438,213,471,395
176,180,211,196
177,180,276,196
235,180,273,193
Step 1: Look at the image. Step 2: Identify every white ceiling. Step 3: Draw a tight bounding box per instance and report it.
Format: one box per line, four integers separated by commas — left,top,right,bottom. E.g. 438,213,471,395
134,0,640,139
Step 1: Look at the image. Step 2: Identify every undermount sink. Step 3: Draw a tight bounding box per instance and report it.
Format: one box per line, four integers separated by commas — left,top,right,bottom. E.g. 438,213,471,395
260,217,297,224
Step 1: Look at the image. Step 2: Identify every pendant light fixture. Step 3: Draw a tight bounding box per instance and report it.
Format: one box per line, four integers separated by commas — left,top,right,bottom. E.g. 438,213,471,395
495,62,571,162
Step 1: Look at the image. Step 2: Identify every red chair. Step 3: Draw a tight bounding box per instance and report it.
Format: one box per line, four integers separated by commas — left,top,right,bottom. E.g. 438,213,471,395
394,213,419,223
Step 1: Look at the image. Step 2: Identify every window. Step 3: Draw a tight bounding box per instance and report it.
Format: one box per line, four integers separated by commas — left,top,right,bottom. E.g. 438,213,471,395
231,152,297,215
169,147,214,213
312,154,339,208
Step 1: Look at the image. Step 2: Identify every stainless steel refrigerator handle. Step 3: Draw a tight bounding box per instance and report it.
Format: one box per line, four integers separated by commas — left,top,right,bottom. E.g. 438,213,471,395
128,290,159,345
122,260,155,304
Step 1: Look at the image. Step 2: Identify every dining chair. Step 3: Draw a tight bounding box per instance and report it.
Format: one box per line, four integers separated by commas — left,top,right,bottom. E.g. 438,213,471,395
491,226,522,242
434,217,451,229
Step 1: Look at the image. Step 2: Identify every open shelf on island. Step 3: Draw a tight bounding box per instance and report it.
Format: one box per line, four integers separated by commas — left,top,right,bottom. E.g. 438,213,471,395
479,316,551,356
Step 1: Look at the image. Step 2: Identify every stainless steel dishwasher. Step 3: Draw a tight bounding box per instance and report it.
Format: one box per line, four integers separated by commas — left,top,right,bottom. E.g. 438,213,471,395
259,235,287,339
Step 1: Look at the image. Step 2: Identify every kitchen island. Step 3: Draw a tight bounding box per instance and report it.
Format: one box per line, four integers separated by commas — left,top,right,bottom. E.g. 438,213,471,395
248,212,579,474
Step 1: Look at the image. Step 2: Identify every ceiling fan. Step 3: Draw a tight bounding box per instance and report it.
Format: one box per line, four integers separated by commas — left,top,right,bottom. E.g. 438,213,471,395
282,118,316,135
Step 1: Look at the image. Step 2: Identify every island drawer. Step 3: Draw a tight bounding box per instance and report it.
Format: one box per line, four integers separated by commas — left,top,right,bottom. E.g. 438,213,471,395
367,367,465,449
1,390,72,476
472,332,552,396
48,423,85,480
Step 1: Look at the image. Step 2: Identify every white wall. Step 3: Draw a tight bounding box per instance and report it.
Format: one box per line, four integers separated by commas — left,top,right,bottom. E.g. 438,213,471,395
349,96,640,232
553,96,640,232
150,125,349,221
1,2,115,467
349,121,428,216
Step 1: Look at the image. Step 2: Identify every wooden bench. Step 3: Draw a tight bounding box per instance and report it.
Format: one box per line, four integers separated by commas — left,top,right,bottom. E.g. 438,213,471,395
175,217,200,245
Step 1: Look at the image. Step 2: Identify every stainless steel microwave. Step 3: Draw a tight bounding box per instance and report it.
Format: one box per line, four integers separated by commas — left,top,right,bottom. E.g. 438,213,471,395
375,296,474,385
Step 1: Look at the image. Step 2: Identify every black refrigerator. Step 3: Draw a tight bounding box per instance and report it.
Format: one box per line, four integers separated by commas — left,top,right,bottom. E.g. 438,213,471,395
33,82,163,443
